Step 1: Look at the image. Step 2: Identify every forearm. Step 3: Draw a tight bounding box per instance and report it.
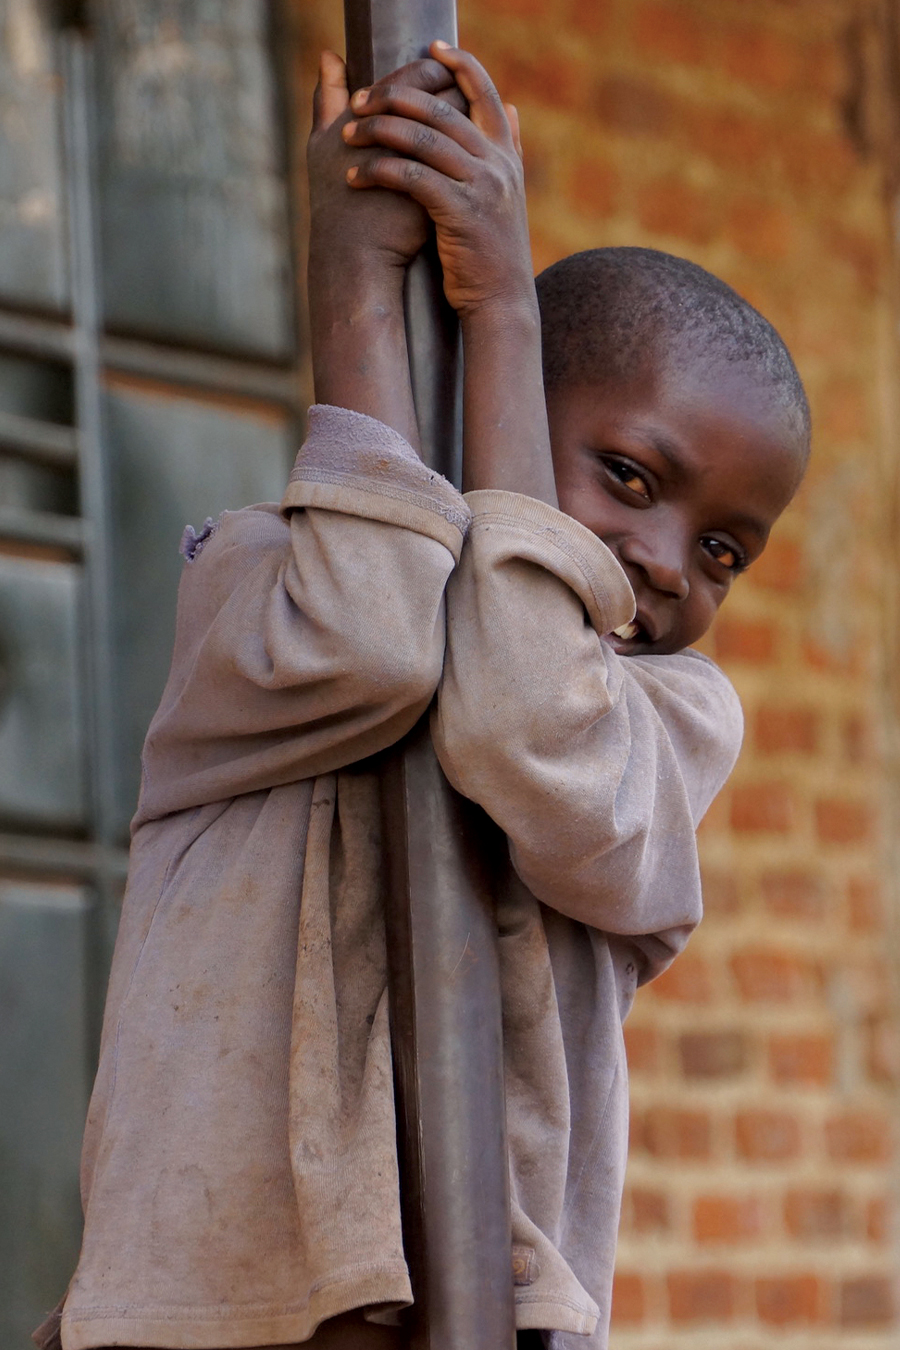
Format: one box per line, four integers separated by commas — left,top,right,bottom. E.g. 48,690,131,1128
308,246,420,450
459,296,558,505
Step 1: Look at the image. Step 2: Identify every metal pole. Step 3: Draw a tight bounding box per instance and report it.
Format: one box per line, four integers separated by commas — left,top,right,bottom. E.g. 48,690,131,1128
59,16,121,1057
341,5,516,1348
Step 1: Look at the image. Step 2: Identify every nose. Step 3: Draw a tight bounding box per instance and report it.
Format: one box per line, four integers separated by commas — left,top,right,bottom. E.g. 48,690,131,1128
619,526,690,601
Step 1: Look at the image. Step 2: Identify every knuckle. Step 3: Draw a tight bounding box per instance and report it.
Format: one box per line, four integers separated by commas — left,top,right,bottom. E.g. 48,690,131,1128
402,159,426,183
413,123,438,151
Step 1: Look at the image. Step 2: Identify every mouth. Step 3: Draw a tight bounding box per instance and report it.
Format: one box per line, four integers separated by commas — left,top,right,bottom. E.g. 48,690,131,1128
608,612,657,653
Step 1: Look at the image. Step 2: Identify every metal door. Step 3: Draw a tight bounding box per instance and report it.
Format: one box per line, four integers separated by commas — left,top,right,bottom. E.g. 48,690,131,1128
0,4,305,1341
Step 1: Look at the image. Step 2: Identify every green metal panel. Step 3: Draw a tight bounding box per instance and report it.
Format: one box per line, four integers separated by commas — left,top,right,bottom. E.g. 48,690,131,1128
0,0,70,311
0,882,90,1349
93,0,295,358
0,5,304,1337
0,556,86,830
106,382,293,836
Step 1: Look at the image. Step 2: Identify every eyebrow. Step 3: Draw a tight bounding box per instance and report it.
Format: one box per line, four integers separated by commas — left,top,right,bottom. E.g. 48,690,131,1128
725,510,768,542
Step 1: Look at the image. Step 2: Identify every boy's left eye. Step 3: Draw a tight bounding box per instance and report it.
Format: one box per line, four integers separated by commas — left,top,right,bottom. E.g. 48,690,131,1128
700,535,747,572
604,457,651,499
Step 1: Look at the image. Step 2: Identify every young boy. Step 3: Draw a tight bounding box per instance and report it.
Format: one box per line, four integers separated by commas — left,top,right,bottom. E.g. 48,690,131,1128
50,44,809,1350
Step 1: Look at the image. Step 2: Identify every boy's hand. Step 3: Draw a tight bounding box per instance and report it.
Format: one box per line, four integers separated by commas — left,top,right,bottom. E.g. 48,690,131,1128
342,43,533,319
308,50,465,274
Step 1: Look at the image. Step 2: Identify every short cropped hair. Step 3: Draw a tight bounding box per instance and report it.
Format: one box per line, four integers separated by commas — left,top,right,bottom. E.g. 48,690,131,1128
536,247,811,452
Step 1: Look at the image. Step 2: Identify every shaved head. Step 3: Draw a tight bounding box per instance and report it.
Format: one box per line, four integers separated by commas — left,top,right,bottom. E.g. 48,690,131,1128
536,247,810,455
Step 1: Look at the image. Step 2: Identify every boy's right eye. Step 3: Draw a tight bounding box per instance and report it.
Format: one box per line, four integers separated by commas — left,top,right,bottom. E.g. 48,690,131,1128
602,456,651,500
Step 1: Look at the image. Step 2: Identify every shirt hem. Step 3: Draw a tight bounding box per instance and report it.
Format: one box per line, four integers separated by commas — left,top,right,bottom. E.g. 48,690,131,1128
60,1266,413,1349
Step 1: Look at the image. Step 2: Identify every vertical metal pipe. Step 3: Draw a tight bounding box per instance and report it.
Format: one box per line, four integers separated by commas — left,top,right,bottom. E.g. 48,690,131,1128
59,24,120,1041
341,4,516,1348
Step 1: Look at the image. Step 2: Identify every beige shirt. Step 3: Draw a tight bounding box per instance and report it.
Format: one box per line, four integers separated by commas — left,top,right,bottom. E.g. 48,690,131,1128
60,406,743,1350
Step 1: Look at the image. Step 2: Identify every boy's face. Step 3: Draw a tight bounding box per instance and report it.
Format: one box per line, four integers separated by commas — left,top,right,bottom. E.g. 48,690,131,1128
546,360,806,656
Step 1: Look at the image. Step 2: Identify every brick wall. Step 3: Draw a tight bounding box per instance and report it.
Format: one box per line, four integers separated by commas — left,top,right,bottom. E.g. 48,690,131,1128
292,1,900,1344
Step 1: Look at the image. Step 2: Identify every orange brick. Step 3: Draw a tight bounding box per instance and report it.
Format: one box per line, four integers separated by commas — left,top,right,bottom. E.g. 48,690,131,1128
841,1277,895,1326
735,1109,801,1161
825,222,882,296
826,1111,892,1164
700,867,742,915
593,74,673,136
842,712,870,764
818,378,870,443
487,52,588,110
730,948,819,1003
726,198,795,263
815,798,871,845
748,534,804,592
680,1030,747,1079
802,636,860,676
721,27,803,92
754,705,819,755
785,1189,851,1239
867,1196,889,1243
631,1186,670,1233
693,1195,762,1243
866,1015,900,1085
641,1107,712,1160
685,106,773,172
714,615,776,663
636,176,717,245
668,1270,736,1322
567,156,620,219
847,876,883,932
755,1275,821,1326
780,126,858,196
571,0,613,36
761,869,824,920
611,1272,645,1325
768,1033,833,1086
650,952,712,1002
730,782,794,834
624,1023,658,1074
633,2,706,66
476,0,552,17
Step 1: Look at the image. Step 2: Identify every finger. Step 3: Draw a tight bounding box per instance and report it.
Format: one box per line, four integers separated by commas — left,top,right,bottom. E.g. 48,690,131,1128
351,83,482,157
366,56,456,99
313,50,348,130
348,154,461,220
504,103,523,159
429,42,512,145
343,113,470,181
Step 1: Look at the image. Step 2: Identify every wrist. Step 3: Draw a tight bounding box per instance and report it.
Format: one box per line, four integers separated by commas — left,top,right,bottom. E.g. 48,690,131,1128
458,288,541,338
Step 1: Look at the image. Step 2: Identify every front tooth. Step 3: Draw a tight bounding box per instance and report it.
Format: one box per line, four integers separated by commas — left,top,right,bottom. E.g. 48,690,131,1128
612,621,638,640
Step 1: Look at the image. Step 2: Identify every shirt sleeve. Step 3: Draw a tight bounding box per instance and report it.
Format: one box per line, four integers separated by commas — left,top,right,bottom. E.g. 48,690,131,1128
135,405,471,823
431,489,743,981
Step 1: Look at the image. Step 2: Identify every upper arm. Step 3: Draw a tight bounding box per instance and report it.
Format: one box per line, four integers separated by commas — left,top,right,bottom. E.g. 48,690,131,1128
431,491,743,949
136,406,472,821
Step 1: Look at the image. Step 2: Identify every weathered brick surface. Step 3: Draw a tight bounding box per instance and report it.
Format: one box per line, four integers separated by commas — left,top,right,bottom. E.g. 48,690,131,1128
295,0,899,1343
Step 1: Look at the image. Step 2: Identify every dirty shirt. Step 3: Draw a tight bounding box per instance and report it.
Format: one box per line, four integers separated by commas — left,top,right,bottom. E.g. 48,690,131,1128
59,405,743,1350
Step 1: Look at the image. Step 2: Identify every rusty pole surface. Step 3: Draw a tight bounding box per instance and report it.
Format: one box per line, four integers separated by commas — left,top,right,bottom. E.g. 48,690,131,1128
341,4,516,1348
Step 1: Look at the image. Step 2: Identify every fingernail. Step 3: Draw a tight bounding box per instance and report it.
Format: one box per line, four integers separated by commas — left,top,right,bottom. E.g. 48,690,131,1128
346,166,359,182
433,39,451,49
351,88,370,107
341,121,356,140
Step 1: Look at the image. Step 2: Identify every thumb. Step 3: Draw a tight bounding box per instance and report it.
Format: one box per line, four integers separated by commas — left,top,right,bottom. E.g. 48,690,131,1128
504,103,523,159
313,50,349,130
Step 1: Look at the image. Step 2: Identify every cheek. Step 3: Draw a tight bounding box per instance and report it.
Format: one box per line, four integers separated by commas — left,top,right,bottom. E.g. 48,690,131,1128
678,584,728,649
555,475,624,539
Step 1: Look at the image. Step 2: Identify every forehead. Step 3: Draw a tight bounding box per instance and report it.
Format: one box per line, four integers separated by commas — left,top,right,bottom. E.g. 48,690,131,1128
550,361,807,521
